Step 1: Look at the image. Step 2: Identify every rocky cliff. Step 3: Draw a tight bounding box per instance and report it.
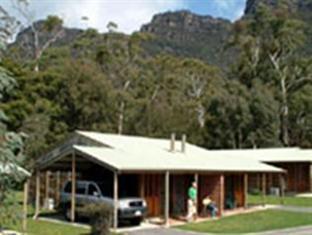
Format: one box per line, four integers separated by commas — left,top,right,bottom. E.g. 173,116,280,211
9,0,312,67
140,10,233,68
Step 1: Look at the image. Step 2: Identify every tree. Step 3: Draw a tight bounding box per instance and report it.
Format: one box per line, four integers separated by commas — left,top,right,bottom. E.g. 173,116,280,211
13,0,64,72
0,5,26,229
55,59,117,133
95,31,149,134
230,2,311,146
203,80,252,149
289,84,312,147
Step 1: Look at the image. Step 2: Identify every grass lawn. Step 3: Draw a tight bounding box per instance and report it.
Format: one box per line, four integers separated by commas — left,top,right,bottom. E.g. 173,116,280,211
9,219,90,235
248,194,312,207
4,191,121,235
179,210,312,234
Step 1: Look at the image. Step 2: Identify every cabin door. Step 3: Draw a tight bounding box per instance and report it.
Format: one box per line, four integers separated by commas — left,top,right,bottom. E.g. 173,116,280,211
142,174,162,217
225,175,244,209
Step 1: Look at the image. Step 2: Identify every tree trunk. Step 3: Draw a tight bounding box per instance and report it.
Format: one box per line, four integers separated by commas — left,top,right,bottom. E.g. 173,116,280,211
280,77,289,146
197,104,205,128
118,101,125,135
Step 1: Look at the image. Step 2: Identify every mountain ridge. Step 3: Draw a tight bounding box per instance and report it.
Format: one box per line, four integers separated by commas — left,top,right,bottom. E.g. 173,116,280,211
9,0,312,67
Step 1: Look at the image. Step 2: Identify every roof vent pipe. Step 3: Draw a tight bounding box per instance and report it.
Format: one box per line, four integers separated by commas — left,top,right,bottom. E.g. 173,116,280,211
181,134,186,153
170,133,175,152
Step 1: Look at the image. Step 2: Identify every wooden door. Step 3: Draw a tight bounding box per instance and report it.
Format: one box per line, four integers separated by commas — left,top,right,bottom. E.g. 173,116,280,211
170,175,191,216
142,174,162,217
233,175,244,207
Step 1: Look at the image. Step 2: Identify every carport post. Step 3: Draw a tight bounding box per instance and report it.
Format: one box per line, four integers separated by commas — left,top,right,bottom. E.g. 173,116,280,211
194,173,199,215
279,174,285,205
244,173,248,209
56,171,61,205
219,174,224,217
113,171,119,230
262,173,266,207
310,163,312,192
22,179,29,232
45,171,50,208
71,151,76,222
33,169,40,219
165,171,170,227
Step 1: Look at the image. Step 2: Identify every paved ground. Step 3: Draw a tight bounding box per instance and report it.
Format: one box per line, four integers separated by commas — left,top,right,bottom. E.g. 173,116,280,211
126,228,203,235
269,205,312,213
126,226,312,235
258,225,312,235
296,193,312,198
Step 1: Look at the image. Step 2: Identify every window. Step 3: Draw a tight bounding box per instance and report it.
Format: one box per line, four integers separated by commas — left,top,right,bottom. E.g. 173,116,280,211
63,182,86,195
88,184,99,196
64,182,71,193
76,185,86,195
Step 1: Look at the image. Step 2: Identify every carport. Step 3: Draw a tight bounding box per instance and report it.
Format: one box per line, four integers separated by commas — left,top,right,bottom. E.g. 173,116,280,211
30,131,284,230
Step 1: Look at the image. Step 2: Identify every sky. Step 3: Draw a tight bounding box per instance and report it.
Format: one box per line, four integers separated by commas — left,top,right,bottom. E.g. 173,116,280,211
3,0,247,34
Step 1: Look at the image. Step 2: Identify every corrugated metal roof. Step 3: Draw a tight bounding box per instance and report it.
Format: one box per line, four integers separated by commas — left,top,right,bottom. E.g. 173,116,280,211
75,131,284,173
211,148,312,163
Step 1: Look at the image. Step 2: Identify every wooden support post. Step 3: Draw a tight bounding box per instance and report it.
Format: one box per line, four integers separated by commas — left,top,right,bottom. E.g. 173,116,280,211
310,164,312,192
22,179,29,232
45,171,50,209
71,152,76,222
140,174,145,198
268,173,273,192
33,170,40,219
113,171,119,230
244,174,248,209
165,171,170,227
194,173,199,216
56,171,61,206
262,173,266,207
219,174,224,217
194,173,199,187
279,174,285,205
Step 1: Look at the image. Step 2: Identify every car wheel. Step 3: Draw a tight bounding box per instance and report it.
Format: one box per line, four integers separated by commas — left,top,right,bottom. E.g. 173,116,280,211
131,218,142,226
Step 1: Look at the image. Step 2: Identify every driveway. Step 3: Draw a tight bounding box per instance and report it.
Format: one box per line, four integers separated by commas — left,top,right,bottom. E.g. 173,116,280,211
257,225,312,235
126,226,312,235
126,228,204,235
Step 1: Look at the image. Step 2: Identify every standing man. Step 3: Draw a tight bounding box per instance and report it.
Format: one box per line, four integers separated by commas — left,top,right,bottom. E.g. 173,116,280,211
186,181,197,222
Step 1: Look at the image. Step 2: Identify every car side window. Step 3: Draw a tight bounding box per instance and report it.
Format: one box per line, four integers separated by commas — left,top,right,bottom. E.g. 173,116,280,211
64,182,71,193
88,184,99,196
76,185,86,195
64,182,86,195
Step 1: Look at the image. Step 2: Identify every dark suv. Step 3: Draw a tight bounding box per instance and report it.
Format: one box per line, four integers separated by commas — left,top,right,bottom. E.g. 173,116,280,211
59,180,147,225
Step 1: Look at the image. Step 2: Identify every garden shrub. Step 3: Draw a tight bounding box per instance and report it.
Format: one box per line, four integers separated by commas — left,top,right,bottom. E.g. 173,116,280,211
81,203,113,235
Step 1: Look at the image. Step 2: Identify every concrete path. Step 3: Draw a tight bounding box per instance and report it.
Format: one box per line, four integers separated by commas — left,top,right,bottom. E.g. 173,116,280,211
126,228,205,235
127,226,312,235
267,204,312,213
296,193,312,198
0,231,23,235
256,225,312,235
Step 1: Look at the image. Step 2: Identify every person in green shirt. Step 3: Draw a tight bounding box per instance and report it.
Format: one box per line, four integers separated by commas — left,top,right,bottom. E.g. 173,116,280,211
188,183,197,201
186,182,197,222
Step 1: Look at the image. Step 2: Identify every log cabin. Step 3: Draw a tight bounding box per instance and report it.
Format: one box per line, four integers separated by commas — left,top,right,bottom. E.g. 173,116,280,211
214,149,312,194
29,131,284,229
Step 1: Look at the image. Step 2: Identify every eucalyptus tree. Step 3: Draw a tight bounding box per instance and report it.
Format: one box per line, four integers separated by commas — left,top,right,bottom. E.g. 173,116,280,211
13,0,64,72
230,2,311,146
95,29,150,134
